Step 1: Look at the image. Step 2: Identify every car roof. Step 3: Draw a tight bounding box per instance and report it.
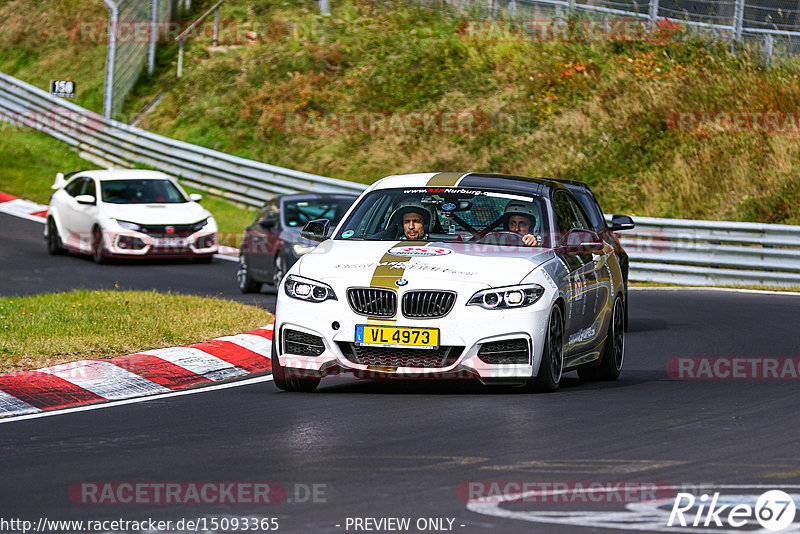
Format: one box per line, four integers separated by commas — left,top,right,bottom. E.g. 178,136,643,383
279,193,359,201
369,172,572,196
74,169,175,182
548,178,592,192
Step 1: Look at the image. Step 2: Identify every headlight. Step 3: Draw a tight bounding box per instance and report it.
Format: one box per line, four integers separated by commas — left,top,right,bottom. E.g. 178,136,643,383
192,218,210,232
114,219,141,232
284,275,337,302
292,243,316,256
467,284,545,310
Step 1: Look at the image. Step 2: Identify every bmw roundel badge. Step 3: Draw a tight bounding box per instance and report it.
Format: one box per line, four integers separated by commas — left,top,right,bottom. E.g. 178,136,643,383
395,279,409,287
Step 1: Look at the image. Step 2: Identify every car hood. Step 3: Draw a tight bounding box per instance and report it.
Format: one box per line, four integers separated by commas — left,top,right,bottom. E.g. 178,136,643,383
296,240,555,288
100,202,211,225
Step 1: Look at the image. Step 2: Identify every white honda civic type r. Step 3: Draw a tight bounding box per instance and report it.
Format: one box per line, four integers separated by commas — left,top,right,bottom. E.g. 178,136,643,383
45,169,218,262
272,172,626,392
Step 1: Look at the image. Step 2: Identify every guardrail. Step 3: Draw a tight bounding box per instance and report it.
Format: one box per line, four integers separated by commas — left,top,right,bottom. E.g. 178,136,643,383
610,216,800,287
2,70,799,288
0,71,367,207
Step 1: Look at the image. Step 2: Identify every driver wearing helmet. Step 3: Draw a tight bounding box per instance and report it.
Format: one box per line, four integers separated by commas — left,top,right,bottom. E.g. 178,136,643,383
504,201,539,246
390,199,432,240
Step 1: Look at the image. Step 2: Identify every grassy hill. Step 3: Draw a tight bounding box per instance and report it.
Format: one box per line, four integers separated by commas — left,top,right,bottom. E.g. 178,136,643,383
2,0,799,223
0,0,108,112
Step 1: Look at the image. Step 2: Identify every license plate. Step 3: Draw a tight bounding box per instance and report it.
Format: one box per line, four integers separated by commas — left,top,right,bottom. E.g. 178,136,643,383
355,325,439,349
154,237,186,248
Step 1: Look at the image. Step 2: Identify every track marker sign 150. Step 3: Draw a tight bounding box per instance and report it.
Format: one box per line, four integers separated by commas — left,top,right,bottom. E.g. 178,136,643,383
50,80,76,98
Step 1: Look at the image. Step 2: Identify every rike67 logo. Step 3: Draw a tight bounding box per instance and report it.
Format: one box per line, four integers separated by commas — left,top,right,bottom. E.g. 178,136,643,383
465,484,799,532
669,490,797,531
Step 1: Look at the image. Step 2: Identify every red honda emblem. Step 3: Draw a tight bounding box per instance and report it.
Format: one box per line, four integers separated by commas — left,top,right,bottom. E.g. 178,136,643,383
165,226,175,234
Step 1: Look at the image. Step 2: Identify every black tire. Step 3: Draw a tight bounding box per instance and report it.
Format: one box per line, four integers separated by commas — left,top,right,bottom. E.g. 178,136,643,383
623,283,629,331
91,226,107,264
271,254,286,286
271,332,320,392
529,305,564,392
579,295,624,381
236,254,262,293
47,218,65,255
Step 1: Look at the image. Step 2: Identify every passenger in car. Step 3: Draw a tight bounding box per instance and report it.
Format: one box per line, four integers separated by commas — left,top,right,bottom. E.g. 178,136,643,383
504,201,539,246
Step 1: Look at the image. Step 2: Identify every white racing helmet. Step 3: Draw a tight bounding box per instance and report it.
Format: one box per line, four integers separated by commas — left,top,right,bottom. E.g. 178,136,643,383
503,201,537,230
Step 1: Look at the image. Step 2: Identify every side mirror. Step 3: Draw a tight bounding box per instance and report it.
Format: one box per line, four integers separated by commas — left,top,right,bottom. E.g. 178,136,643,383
608,214,635,231
559,228,603,254
258,213,279,230
301,218,331,242
52,172,66,190
75,194,96,205
189,193,203,202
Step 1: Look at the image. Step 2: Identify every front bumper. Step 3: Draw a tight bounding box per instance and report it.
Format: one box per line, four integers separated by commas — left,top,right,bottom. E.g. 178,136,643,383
101,230,218,258
274,292,554,385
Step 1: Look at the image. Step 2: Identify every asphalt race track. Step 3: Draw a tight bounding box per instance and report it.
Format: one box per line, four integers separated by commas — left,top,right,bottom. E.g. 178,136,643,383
2,211,800,533
0,212,277,309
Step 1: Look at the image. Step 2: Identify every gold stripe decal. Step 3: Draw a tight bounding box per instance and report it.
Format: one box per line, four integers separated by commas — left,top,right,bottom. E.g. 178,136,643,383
367,241,427,323
426,172,466,187
370,253,411,290
369,241,427,289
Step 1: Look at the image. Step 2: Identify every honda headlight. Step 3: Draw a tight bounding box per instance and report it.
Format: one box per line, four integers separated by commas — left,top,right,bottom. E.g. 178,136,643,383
467,284,545,310
114,219,142,232
192,218,210,232
284,275,337,302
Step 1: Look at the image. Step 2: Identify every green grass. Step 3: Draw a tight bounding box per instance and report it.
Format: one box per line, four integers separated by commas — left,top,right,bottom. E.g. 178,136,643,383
0,0,108,113
0,0,216,119
0,289,273,373
0,131,91,204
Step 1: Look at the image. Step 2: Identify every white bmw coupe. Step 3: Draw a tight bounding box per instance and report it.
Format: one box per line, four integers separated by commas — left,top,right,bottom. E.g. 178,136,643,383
272,172,626,392
45,169,217,263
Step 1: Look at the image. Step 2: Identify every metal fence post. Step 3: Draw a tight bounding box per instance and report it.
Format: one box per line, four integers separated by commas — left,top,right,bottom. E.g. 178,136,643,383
213,4,220,46
102,0,118,120
649,0,659,26
319,0,330,16
175,0,226,77
733,0,745,42
148,0,157,75
177,37,184,77
764,33,774,63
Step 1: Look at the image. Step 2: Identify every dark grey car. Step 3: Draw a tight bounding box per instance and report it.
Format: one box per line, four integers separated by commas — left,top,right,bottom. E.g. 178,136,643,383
236,193,359,293
552,179,635,327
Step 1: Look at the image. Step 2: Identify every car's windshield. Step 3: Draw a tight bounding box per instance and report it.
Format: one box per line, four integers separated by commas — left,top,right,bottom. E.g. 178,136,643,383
283,197,355,228
101,179,187,204
334,187,550,247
